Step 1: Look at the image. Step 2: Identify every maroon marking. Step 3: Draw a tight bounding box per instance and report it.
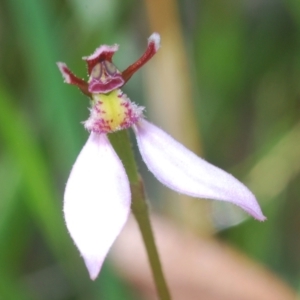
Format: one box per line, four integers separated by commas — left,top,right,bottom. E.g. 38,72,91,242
58,64,91,97
88,76,124,94
121,39,158,83
84,51,116,75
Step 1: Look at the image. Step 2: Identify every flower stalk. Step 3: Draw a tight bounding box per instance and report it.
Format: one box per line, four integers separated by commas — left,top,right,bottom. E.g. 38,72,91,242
131,181,171,300
109,130,171,300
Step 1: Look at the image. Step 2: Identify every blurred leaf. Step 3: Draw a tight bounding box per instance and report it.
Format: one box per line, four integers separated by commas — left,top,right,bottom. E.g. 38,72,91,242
246,122,300,202
70,0,119,33
6,0,82,167
0,154,21,232
0,82,89,290
0,83,66,248
0,275,35,300
286,0,300,28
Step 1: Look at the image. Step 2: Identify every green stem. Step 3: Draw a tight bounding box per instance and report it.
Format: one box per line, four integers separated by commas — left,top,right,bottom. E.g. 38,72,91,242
108,130,171,300
130,180,171,300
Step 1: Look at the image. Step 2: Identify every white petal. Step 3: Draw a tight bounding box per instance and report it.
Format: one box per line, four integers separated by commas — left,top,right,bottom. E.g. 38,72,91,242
133,120,266,221
64,132,131,280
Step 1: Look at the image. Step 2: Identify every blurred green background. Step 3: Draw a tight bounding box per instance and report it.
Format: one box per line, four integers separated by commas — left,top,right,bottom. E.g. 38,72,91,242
0,0,300,299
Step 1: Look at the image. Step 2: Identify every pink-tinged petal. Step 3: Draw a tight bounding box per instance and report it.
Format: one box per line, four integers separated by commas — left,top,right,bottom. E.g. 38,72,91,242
133,120,266,221
64,132,131,280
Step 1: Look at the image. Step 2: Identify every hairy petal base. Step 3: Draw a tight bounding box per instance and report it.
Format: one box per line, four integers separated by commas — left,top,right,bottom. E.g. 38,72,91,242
84,90,144,134
134,120,266,221
64,133,131,279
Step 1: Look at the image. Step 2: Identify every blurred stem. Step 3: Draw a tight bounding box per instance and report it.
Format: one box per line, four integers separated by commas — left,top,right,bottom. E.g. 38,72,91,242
144,0,201,153
109,130,171,300
144,0,213,235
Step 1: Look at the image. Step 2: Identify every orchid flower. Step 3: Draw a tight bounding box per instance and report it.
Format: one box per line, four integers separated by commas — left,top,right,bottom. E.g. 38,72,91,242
57,33,266,280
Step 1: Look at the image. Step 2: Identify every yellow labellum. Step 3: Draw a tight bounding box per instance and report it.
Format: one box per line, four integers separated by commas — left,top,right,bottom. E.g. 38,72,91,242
93,90,127,131
85,89,143,133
